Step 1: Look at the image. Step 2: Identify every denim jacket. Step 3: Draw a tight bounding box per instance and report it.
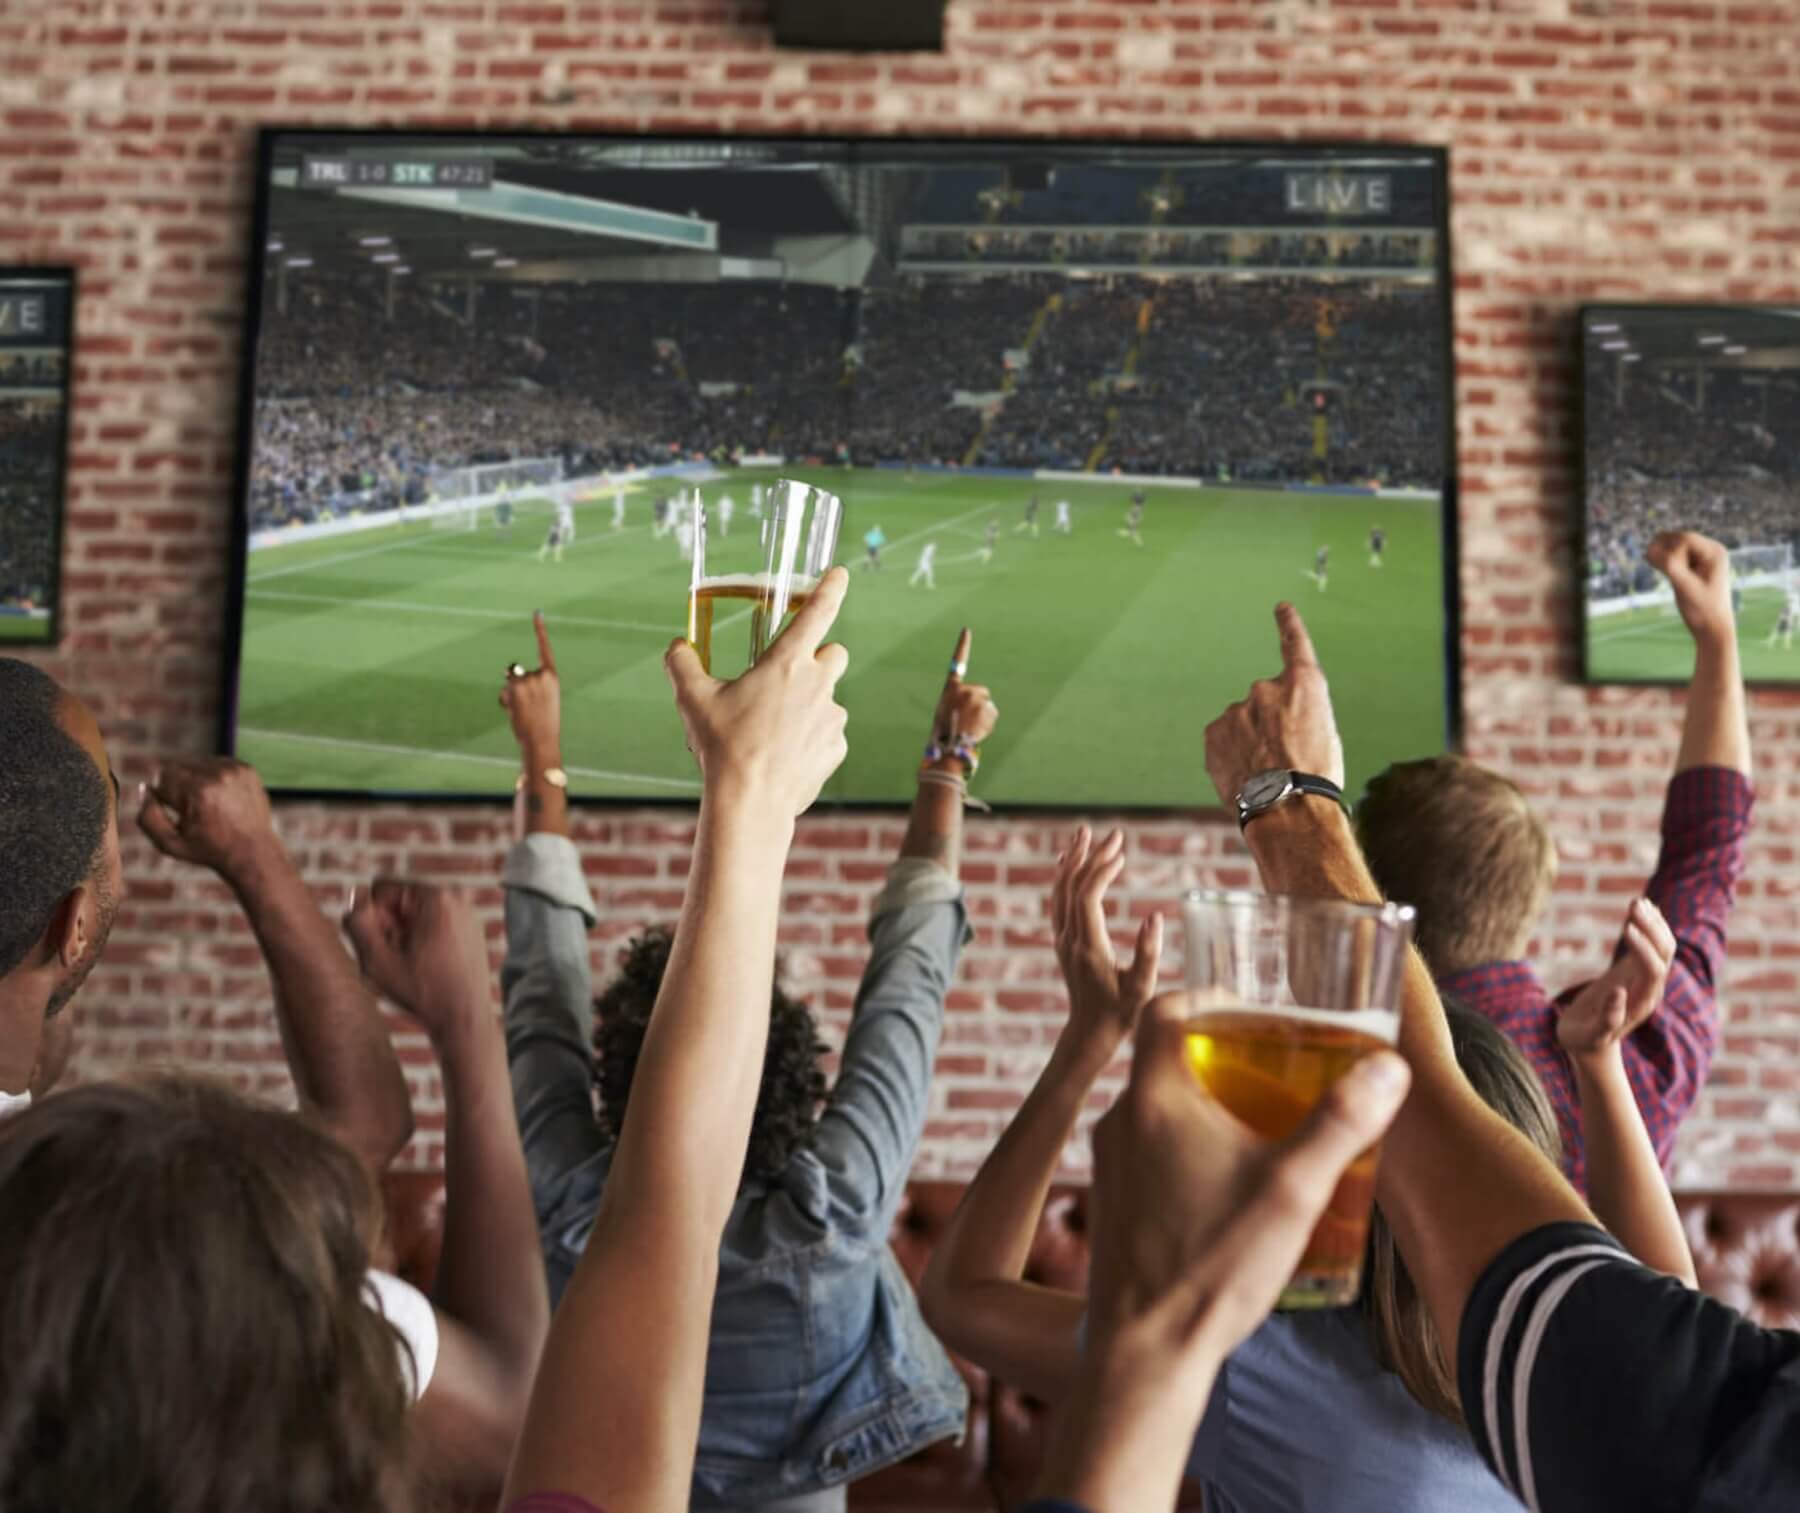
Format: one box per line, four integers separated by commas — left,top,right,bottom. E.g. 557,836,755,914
501,835,971,1506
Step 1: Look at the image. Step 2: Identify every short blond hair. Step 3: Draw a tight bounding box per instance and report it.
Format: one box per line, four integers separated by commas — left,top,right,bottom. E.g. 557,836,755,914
1355,755,1557,977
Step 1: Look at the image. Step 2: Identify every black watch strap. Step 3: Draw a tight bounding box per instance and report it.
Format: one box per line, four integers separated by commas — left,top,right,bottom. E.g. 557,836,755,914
1238,771,1346,831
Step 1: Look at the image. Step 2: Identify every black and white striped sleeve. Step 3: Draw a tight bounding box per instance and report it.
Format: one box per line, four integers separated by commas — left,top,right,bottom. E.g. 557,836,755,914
1456,1222,1800,1513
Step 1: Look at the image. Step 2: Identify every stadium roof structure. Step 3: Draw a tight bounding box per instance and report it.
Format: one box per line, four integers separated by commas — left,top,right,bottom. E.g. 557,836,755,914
263,136,859,285
1585,305,1800,372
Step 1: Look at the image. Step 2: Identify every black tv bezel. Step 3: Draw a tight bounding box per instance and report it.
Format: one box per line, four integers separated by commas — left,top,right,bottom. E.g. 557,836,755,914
221,127,1462,816
0,263,76,649
1577,301,1800,689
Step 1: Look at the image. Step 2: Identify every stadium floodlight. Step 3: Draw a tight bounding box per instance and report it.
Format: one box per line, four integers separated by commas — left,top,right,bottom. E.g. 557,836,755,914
371,252,400,264
1622,353,1642,363
391,265,412,275
1698,334,1728,346
1601,340,1630,351
359,235,392,247
468,246,498,259
1724,345,1748,355
284,256,313,268
493,257,519,269
1589,322,1621,334
267,238,283,253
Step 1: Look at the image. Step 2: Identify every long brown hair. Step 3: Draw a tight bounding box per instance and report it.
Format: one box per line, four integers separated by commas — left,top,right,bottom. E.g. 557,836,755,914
1361,1003,1563,1423
0,1075,414,1513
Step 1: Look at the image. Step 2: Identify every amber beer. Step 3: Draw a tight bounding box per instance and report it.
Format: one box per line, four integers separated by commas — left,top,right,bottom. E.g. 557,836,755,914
687,573,814,677
1181,889,1413,1310
1183,1006,1393,1308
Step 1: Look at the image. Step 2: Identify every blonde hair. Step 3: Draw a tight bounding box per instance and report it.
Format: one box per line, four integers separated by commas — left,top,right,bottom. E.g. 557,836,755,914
1361,1005,1562,1421
1357,755,1557,976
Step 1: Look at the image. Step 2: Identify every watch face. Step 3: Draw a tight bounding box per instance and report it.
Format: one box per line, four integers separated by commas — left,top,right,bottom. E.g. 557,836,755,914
1241,770,1294,809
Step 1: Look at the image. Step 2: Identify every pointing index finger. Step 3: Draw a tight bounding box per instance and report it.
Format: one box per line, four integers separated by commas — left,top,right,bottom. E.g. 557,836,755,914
533,610,557,674
947,626,972,686
1275,602,1319,674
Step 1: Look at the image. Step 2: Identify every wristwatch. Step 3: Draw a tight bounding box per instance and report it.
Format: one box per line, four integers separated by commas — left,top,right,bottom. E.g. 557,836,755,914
1234,769,1345,831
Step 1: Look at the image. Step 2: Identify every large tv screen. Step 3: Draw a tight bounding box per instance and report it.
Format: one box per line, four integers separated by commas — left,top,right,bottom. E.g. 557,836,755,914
224,132,1457,808
1582,304,1800,686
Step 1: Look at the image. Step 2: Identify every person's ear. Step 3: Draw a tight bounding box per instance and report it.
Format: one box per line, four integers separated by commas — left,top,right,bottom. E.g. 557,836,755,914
45,885,92,972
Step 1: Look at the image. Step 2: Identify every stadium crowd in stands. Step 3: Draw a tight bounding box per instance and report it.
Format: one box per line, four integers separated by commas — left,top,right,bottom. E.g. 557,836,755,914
1585,369,1800,597
248,233,1442,530
0,400,61,611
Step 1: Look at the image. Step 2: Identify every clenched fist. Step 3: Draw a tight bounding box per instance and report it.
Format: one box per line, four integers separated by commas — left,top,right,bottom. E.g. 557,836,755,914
137,758,278,882
1647,531,1734,650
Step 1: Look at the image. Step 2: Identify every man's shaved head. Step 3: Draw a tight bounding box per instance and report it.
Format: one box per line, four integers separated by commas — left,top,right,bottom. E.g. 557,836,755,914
0,660,116,984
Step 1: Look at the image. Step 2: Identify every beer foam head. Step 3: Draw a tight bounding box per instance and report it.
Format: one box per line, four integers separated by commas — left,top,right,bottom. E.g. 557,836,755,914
693,572,820,594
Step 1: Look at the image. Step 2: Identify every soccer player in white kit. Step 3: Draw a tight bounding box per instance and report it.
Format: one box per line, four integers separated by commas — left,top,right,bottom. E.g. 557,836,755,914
1054,500,1072,534
751,483,764,519
718,493,735,537
1771,588,1800,650
676,513,695,563
910,540,938,589
612,486,626,531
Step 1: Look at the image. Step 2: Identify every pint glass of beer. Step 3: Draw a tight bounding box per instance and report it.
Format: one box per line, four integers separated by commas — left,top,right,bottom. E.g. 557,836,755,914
687,479,842,677
1180,890,1415,1309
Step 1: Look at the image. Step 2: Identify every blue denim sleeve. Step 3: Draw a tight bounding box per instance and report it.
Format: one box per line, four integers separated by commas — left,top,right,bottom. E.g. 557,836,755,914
500,835,605,1208
807,859,971,1241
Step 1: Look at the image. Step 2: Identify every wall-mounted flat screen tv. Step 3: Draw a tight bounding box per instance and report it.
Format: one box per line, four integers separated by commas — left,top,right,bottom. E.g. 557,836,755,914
225,131,1458,809
1582,304,1800,687
0,266,73,646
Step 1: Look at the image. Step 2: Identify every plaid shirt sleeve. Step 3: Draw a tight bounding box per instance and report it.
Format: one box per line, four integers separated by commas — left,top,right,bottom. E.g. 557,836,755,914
1602,766,1753,1170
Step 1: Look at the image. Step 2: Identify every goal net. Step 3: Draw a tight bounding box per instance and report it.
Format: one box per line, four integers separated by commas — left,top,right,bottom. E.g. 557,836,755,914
1729,542,1794,590
1592,540,1793,620
426,457,565,531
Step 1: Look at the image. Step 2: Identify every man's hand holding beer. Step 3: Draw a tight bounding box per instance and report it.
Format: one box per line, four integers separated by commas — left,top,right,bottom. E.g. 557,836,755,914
1038,999,1409,1513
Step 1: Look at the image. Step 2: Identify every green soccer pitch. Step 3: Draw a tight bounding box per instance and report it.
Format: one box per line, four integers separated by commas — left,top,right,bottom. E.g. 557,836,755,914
1587,586,1800,685
235,467,1451,809
0,614,52,643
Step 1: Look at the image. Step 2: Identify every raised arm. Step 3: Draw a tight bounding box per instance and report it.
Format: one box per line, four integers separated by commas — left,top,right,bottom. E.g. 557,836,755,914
343,879,549,1499
1557,898,1697,1285
503,567,852,1513
810,628,997,1233
1202,604,1592,1364
1651,530,1750,778
919,827,1161,1403
494,615,607,1207
1608,532,1754,1140
136,758,412,1170
1033,999,1409,1513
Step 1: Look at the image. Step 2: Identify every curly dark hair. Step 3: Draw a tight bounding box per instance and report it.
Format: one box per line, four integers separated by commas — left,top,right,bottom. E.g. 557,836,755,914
593,928,829,1186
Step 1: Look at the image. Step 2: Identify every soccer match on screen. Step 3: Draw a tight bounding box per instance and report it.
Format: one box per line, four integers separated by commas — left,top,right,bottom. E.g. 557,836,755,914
234,136,1453,807
0,273,70,645
1583,305,1800,687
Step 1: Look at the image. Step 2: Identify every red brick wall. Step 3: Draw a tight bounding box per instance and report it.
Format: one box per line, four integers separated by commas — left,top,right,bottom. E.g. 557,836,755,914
6,0,1799,1183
